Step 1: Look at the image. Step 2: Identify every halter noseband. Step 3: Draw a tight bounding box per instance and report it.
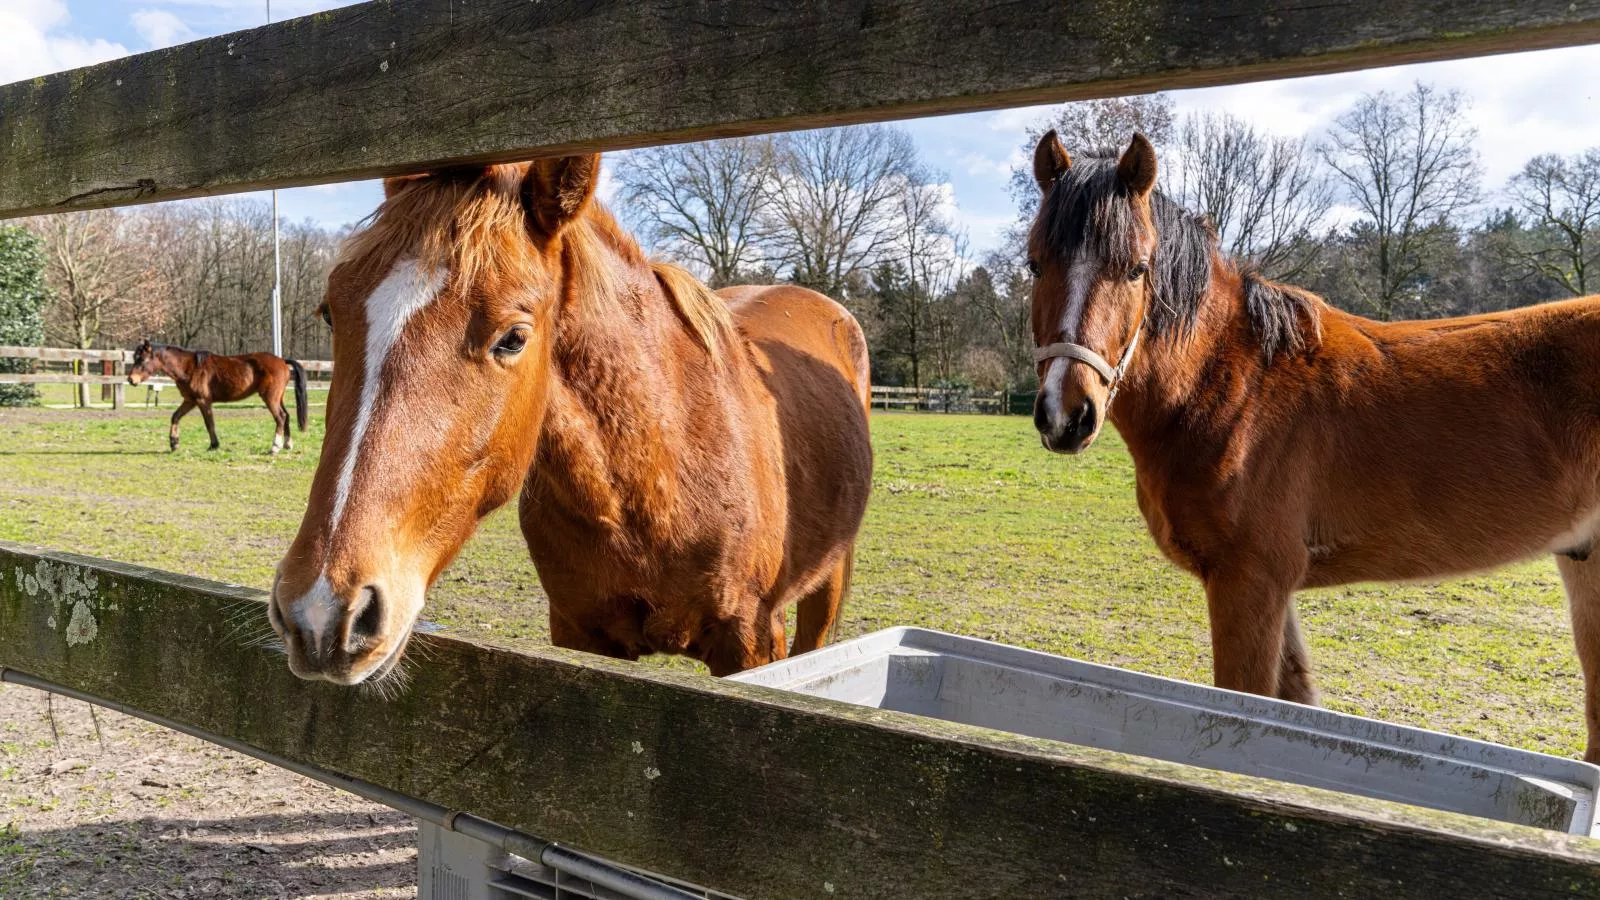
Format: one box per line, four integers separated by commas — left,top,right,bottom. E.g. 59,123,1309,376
1033,319,1144,406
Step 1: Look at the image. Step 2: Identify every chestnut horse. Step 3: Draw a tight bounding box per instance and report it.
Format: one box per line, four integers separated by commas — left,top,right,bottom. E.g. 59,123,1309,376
1027,130,1600,761
127,340,307,453
267,156,873,685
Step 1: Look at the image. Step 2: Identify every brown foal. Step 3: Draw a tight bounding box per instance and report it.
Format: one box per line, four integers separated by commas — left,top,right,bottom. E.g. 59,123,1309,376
268,157,873,686
127,340,307,453
1028,130,1600,761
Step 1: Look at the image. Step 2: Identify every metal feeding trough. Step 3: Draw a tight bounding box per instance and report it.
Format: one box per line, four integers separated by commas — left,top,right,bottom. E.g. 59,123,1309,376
730,627,1600,837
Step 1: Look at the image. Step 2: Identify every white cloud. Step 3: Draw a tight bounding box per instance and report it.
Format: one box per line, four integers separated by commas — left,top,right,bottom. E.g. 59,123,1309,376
131,9,198,49
960,151,1012,179
0,0,128,83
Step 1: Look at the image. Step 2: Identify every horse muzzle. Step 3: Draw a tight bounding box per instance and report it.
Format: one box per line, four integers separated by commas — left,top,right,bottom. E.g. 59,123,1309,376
269,574,412,685
1034,393,1099,454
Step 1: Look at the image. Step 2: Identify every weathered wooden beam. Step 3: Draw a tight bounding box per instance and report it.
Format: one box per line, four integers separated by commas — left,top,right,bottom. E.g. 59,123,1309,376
5,0,1600,218
2,543,1599,898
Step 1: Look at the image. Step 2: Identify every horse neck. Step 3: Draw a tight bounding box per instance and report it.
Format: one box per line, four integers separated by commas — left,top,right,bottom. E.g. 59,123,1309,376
531,242,718,531
155,347,193,380
1112,259,1256,444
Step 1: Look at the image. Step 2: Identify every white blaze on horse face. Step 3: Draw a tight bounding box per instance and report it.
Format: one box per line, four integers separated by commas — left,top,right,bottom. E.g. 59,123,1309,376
328,259,445,534
1041,256,1097,428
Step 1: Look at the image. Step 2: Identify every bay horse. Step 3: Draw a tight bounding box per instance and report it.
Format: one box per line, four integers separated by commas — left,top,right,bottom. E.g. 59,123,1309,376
127,340,308,454
1027,129,1600,762
267,156,873,686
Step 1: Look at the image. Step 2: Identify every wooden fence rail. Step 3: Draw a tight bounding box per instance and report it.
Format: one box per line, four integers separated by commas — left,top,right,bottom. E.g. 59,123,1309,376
0,346,333,371
0,345,133,363
0,347,334,407
7,1,1600,218
4,541,1600,899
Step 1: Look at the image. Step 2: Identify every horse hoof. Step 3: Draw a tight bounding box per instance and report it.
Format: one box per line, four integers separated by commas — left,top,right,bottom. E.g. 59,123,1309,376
208,444,220,452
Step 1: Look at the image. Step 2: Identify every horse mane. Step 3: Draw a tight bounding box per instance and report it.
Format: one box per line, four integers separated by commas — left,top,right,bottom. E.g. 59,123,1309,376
1034,150,1321,360
342,165,733,361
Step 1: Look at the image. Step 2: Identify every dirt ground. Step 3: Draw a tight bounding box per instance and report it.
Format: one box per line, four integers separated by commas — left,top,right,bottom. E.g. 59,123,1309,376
0,683,415,899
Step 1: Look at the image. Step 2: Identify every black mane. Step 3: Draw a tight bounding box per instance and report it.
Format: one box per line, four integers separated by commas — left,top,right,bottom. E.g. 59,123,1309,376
1033,152,1318,360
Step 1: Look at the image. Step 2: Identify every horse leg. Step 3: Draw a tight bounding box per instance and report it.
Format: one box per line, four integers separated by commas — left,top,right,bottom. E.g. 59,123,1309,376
1204,566,1298,698
168,399,196,451
265,397,288,454
790,549,853,656
1557,554,1600,762
1276,604,1319,705
766,605,790,664
199,402,220,450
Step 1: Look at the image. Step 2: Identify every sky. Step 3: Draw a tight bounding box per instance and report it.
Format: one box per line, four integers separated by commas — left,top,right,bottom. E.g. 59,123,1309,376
11,0,1600,258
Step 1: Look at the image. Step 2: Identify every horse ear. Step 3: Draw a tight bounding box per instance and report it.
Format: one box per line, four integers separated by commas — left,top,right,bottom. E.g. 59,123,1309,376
1033,130,1071,192
522,154,602,235
1117,133,1158,198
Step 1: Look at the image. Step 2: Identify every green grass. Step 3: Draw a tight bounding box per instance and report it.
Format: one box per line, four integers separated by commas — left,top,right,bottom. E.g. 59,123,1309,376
0,405,1584,757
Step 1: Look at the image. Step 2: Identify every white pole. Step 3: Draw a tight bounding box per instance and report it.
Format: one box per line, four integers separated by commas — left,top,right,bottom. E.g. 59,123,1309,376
268,0,284,357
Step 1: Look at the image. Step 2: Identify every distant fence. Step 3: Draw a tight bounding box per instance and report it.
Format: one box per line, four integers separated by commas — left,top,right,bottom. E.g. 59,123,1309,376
7,347,1041,416
871,386,1037,415
0,346,332,408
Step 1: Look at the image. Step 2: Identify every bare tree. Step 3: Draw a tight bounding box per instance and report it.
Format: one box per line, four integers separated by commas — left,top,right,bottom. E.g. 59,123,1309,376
964,250,1035,388
762,124,918,298
614,137,774,287
873,168,969,388
1172,112,1332,280
1008,94,1176,217
1506,150,1600,296
1320,82,1481,320
30,210,166,406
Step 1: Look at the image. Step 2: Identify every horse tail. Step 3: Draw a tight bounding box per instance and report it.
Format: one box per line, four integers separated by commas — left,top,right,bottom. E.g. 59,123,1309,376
286,358,308,432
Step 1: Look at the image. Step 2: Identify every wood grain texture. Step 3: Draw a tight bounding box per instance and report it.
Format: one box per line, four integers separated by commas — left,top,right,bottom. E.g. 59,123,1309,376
5,0,1600,217
3,542,1600,898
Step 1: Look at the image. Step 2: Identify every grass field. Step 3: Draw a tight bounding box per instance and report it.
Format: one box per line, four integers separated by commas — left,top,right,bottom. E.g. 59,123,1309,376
0,401,1585,758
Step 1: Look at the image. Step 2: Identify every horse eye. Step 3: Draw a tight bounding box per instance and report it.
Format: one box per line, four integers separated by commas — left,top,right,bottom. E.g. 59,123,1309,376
1027,259,1041,277
1128,262,1149,281
317,304,332,328
493,326,530,356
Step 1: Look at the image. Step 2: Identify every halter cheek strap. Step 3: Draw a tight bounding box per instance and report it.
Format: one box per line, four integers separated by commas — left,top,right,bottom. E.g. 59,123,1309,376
1033,320,1144,405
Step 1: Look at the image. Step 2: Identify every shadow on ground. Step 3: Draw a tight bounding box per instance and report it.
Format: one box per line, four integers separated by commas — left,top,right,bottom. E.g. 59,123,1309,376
1,810,416,899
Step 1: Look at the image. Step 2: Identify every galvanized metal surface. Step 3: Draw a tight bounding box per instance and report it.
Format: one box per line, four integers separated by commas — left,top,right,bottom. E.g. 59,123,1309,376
732,627,1600,837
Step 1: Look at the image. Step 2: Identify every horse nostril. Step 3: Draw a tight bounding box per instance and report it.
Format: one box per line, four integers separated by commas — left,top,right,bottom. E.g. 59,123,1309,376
348,585,383,650
1032,396,1052,434
1070,399,1097,437
267,595,286,634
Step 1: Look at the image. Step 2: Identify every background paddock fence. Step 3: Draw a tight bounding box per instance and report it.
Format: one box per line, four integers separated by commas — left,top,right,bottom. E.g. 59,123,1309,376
7,346,1028,415
870,385,1008,414
0,346,332,408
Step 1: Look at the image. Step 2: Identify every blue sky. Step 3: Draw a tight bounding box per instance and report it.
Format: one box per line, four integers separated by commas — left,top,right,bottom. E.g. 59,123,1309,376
13,1,1600,257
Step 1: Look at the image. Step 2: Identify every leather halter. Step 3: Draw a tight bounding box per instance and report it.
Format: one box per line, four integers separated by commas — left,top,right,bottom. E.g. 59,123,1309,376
1033,319,1144,406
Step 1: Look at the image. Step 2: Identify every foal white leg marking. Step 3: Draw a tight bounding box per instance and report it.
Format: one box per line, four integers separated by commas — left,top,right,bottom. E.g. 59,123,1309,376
329,259,445,532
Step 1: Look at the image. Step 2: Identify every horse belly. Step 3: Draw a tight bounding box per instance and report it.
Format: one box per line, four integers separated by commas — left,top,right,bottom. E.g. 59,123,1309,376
1304,494,1600,588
